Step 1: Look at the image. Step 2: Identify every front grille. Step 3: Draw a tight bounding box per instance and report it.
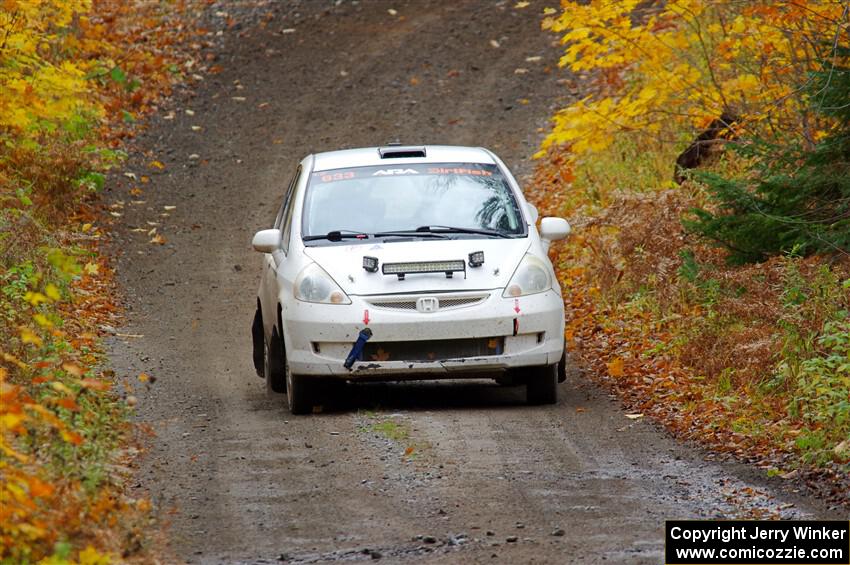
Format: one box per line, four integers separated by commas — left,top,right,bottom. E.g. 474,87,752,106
362,337,504,362
438,296,484,308
367,293,488,312
369,299,418,311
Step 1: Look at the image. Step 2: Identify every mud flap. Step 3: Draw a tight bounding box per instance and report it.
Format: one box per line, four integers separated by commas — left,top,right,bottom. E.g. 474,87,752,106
557,347,567,383
252,308,264,378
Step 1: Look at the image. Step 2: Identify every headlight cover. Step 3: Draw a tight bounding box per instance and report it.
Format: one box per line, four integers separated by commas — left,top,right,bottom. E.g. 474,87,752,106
294,263,351,304
503,253,552,297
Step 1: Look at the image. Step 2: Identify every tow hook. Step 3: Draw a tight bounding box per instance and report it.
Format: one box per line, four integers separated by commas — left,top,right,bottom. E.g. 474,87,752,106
344,328,373,370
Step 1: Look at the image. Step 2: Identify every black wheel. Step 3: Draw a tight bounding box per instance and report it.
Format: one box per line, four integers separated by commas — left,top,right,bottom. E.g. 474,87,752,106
264,329,287,393
285,361,314,415
252,308,264,378
526,364,558,405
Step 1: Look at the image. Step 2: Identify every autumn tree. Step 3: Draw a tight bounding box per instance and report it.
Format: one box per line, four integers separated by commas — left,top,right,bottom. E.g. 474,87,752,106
686,33,850,262
543,0,850,261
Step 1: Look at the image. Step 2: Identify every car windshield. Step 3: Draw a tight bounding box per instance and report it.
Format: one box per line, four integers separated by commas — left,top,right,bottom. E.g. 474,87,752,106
301,163,526,242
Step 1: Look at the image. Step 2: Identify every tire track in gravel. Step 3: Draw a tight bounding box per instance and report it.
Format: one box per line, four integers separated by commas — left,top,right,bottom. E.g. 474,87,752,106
106,1,840,563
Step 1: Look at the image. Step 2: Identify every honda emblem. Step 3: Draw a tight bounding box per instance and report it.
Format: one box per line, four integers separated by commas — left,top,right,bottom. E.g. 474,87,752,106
416,297,439,313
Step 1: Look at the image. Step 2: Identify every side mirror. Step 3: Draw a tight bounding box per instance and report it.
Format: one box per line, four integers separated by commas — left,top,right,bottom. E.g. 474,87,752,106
526,203,539,223
540,217,570,241
252,228,282,253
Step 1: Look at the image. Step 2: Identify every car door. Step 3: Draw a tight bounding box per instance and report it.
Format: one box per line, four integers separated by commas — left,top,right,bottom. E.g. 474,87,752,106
260,166,301,335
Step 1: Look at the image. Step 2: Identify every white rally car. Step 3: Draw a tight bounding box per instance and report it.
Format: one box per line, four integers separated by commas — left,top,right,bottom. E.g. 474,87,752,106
251,145,570,414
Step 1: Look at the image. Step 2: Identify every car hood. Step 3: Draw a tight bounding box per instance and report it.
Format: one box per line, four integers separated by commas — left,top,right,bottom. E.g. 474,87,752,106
303,238,531,296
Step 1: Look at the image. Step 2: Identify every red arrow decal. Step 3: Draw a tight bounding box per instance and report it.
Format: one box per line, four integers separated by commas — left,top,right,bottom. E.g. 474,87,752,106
513,299,521,314
363,309,370,325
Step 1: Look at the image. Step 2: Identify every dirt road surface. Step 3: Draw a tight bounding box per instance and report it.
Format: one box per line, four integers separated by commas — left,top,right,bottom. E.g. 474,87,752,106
108,2,839,563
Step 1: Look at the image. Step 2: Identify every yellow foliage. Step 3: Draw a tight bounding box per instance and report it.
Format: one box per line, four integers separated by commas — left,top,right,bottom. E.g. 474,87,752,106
540,1,849,159
0,0,101,133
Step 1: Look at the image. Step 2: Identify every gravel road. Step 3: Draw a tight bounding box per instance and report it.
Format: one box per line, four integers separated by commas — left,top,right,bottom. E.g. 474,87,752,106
107,1,839,563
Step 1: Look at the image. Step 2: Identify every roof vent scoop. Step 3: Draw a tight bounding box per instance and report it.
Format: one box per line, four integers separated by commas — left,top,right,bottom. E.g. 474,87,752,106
378,146,426,159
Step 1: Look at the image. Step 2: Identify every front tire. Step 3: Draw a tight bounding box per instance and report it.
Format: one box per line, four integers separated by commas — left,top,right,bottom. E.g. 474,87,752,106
527,364,558,405
264,329,287,393
285,361,314,415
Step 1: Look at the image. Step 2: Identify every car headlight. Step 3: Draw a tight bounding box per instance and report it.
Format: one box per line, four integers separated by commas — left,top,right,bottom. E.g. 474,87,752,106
503,253,552,297
293,263,351,304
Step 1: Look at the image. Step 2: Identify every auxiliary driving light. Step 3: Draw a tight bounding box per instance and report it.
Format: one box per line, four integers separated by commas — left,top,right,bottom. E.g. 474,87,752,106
362,256,379,273
468,251,485,268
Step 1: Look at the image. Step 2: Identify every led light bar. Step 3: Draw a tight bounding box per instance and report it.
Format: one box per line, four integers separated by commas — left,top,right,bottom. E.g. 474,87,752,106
382,260,466,280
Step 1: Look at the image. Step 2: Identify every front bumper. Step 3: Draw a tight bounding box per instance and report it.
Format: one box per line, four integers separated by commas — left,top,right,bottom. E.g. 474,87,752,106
281,289,565,378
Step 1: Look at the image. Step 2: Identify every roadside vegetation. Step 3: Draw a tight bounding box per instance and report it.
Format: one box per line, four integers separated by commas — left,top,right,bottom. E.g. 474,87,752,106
533,0,849,501
0,1,195,561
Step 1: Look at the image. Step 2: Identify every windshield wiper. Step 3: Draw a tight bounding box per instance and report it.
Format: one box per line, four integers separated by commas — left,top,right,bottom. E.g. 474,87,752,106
414,225,513,238
303,230,369,242
372,230,450,239
304,229,449,242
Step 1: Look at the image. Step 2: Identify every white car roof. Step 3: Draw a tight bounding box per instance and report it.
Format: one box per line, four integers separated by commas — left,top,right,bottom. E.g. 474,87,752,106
311,145,497,172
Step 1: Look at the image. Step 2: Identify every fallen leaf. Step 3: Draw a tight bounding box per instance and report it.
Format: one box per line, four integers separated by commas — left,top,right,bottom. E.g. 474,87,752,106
79,379,111,392
20,327,43,346
150,234,166,245
515,1,530,8
150,160,165,170
371,348,391,362
625,413,644,420
62,362,84,377
44,284,61,301
57,397,79,411
606,357,625,377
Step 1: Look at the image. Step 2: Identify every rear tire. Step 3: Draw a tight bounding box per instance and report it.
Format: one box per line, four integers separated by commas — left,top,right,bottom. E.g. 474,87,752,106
264,329,287,393
527,364,558,405
285,361,314,415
